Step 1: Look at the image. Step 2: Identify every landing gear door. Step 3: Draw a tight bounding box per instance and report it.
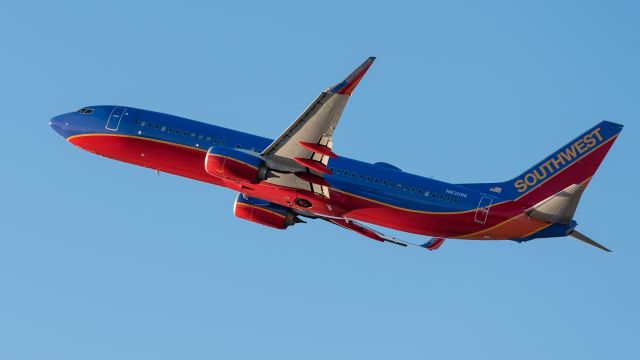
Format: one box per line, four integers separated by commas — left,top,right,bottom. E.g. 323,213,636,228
106,107,127,131
474,196,493,224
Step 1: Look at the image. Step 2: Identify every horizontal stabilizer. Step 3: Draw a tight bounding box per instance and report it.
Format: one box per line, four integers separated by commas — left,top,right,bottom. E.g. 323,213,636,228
568,230,611,252
526,184,585,224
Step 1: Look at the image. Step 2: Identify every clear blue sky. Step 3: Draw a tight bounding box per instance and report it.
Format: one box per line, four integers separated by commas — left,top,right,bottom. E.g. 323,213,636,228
1,1,638,359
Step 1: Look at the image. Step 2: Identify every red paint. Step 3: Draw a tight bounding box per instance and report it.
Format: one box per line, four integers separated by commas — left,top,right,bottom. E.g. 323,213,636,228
293,157,332,175
424,238,445,251
67,133,614,241
294,172,329,186
334,57,375,96
205,153,260,184
234,203,288,229
516,138,616,207
298,141,337,158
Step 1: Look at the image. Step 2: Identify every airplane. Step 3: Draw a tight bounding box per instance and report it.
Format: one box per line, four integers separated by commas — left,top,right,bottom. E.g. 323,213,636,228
50,57,624,252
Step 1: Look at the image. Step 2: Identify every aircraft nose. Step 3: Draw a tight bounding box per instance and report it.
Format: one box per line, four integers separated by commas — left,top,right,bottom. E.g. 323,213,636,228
49,114,67,138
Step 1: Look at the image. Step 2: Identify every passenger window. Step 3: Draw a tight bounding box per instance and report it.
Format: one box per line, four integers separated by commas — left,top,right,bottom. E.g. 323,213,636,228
213,139,218,144
236,144,241,149
206,136,212,142
382,180,387,185
432,193,437,198
161,126,166,132
359,174,364,180
168,128,173,133
134,120,140,125
154,124,159,129
190,132,196,138
183,131,189,136
198,134,203,140
140,121,146,127
351,172,356,178
147,123,153,128
336,169,342,174
390,181,395,187
410,187,416,193
374,178,379,184
397,183,402,189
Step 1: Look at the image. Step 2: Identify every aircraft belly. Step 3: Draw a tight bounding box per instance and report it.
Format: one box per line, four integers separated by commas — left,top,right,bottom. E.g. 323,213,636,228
69,134,225,186
67,134,562,242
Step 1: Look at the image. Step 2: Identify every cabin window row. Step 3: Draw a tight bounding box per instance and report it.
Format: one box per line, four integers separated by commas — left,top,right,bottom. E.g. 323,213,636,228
132,119,265,152
133,119,226,145
329,167,460,203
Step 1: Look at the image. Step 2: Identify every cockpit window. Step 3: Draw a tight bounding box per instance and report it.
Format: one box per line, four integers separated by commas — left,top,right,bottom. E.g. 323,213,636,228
78,107,94,115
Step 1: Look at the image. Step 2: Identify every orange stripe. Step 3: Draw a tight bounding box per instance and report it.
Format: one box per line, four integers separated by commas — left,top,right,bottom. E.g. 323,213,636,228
457,176,593,240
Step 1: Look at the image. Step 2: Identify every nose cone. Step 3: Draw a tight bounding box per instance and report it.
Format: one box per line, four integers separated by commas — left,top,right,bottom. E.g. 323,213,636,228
49,114,68,138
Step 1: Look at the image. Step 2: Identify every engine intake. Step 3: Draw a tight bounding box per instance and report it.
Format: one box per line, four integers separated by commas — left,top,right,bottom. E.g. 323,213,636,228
233,194,304,229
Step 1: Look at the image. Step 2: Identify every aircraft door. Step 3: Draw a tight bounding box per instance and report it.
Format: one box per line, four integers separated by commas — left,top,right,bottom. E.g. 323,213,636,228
106,107,127,131
474,196,493,224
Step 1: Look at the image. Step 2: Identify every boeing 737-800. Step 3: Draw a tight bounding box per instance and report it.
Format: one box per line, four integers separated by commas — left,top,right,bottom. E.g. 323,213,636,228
50,57,623,251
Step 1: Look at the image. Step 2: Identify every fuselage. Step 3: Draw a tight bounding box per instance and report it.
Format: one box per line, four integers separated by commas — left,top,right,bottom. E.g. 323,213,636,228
50,105,574,241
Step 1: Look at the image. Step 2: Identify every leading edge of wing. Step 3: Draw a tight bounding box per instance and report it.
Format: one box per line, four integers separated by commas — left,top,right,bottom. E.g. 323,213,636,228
327,56,376,96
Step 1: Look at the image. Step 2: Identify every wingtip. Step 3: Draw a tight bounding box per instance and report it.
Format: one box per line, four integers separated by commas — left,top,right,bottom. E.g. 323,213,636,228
421,237,445,251
328,57,376,96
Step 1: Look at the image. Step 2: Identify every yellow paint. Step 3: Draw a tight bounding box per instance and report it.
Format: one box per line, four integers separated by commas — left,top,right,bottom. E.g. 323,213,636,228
514,129,608,194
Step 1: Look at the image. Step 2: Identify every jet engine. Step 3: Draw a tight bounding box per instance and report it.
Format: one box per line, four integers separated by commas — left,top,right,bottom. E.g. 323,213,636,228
233,194,304,229
205,146,271,184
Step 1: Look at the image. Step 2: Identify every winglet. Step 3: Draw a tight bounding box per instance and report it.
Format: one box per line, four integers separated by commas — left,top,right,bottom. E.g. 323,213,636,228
421,237,445,251
328,57,376,96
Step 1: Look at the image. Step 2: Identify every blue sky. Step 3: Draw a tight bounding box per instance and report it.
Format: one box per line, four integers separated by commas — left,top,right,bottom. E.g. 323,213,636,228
1,1,638,359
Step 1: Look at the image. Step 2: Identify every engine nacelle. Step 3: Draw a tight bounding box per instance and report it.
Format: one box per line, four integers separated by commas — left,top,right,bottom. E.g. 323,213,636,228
233,194,302,229
205,146,269,184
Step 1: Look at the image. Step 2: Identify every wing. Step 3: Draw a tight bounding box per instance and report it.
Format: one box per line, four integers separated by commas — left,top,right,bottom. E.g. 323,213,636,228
322,217,443,250
323,217,409,247
261,57,376,197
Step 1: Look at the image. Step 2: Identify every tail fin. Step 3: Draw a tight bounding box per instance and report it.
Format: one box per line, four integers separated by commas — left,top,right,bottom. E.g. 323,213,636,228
461,121,623,205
